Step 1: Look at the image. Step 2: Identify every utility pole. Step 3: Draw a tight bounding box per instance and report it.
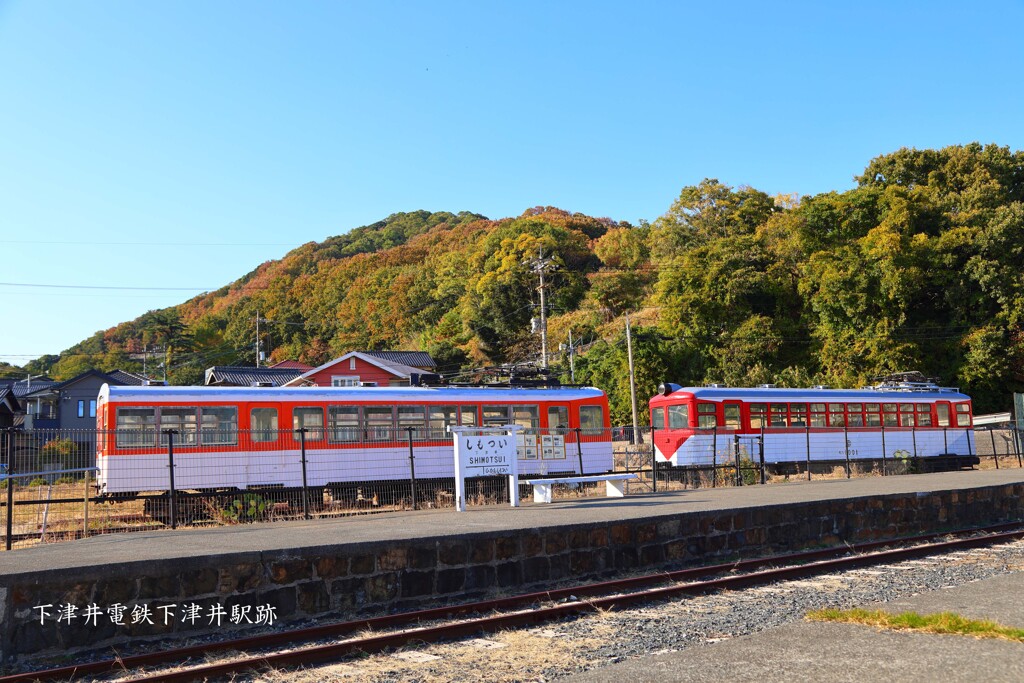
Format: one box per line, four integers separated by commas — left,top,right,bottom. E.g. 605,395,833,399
625,313,641,445
255,311,261,367
558,330,579,383
525,247,556,369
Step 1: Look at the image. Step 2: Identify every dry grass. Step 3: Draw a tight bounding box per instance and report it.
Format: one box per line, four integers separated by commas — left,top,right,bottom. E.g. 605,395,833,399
256,623,615,683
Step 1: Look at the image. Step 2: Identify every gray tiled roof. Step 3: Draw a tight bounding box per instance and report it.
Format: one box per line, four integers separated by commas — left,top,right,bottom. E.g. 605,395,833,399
11,378,55,399
204,366,305,387
363,351,436,369
106,370,151,386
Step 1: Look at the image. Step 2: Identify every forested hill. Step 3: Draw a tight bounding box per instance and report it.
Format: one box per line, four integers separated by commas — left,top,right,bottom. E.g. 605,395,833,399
20,143,1024,416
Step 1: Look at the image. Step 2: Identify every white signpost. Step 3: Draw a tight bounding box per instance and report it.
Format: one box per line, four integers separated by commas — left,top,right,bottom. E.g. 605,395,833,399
449,425,522,512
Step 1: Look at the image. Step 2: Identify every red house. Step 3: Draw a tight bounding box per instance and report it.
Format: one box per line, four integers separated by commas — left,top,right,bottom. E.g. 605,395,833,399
283,351,436,388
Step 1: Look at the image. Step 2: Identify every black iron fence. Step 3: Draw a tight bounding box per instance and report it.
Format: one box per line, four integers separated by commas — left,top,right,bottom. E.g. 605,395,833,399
2,423,1021,550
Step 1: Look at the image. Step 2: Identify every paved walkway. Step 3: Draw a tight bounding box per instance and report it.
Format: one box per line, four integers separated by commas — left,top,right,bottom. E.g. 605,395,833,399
567,571,1024,683
4,468,1024,577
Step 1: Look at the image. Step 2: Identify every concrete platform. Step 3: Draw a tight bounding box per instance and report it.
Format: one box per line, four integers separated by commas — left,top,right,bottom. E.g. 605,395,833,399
5,468,1024,575
4,468,1024,665
566,571,1024,683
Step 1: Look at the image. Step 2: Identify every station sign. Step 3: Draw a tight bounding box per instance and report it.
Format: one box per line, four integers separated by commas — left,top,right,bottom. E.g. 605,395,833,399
449,425,521,512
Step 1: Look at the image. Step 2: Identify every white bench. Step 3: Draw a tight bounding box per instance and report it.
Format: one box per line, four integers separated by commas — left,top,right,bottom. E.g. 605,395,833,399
521,473,638,504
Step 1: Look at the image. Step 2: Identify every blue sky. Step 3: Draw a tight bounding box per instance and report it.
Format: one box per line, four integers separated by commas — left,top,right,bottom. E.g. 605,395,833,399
1,1,1023,370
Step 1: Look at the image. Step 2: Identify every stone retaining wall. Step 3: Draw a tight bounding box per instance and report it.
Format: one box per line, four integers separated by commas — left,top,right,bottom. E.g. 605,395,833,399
3,482,1024,666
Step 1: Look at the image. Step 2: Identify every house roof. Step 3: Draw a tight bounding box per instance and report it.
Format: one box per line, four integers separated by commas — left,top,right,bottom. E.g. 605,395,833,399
204,366,306,387
270,360,314,371
0,385,19,414
362,351,436,369
11,377,55,399
283,351,434,387
22,369,151,398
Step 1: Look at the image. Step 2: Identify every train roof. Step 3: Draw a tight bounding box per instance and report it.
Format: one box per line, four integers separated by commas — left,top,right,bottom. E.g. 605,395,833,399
650,386,971,404
98,384,607,404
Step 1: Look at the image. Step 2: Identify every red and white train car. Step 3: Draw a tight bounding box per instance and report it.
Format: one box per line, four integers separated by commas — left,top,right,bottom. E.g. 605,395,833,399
95,384,613,495
650,383,975,467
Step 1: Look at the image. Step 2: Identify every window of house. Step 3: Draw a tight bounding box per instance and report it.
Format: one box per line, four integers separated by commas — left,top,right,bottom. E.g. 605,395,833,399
77,400,85,418
697,402,717,429
201,406,238,445
293,407,325,441
349,358,357,370
328,405,360,443
331,376,360,387
668,404,689,429
251,408,279,443
579,405,605,435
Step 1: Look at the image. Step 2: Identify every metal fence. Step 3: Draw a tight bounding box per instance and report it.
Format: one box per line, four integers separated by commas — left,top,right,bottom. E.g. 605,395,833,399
3,423,1022,550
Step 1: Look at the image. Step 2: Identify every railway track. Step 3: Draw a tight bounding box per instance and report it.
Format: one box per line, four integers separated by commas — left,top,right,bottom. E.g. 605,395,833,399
6,522,1024,683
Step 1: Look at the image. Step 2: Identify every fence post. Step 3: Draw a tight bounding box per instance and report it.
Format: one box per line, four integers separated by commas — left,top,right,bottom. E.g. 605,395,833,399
711,426,718,488
990,428,1000,470
164,429,178,530
843,425,851,479
967,427,974,460
575,427,585,477
758,433,766,485
943,426,948,454
407,426,418,511
298,428,311,520
802,421,811,481
881,423,887,476
4,428,12,551
83,468,90,540
649,427,657,493
912,426,918,459
734,435,742,487
1014,426,1022,468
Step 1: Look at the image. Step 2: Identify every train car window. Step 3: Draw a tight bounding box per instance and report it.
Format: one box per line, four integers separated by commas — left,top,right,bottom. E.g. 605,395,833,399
579,405,605,435
810,403,826,427
955,403,972,426
882,403,898,426
668,404,689,429
293,407,325,441
548,405,569,432
899,404,915,427
936,403,950,427
482,405,511,427
428,405,457,438
364,406,395,442
651,407,665,430
397,406,427,439
160,407,198,446
512,405,540,430
915,403,932,427
769,404,787,427
865,403,881,427
790,403,807,427
697,403,717,429
827,403,845,427
328,405,361,443
722,404,740,429
460,405,478,426
749,403,767,429
201,407,238,446
846,403,863,427
251,408,279,443
116,407,157,448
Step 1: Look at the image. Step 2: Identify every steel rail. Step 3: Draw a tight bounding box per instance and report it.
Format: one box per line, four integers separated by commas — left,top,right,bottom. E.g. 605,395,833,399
5,522,1024,683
